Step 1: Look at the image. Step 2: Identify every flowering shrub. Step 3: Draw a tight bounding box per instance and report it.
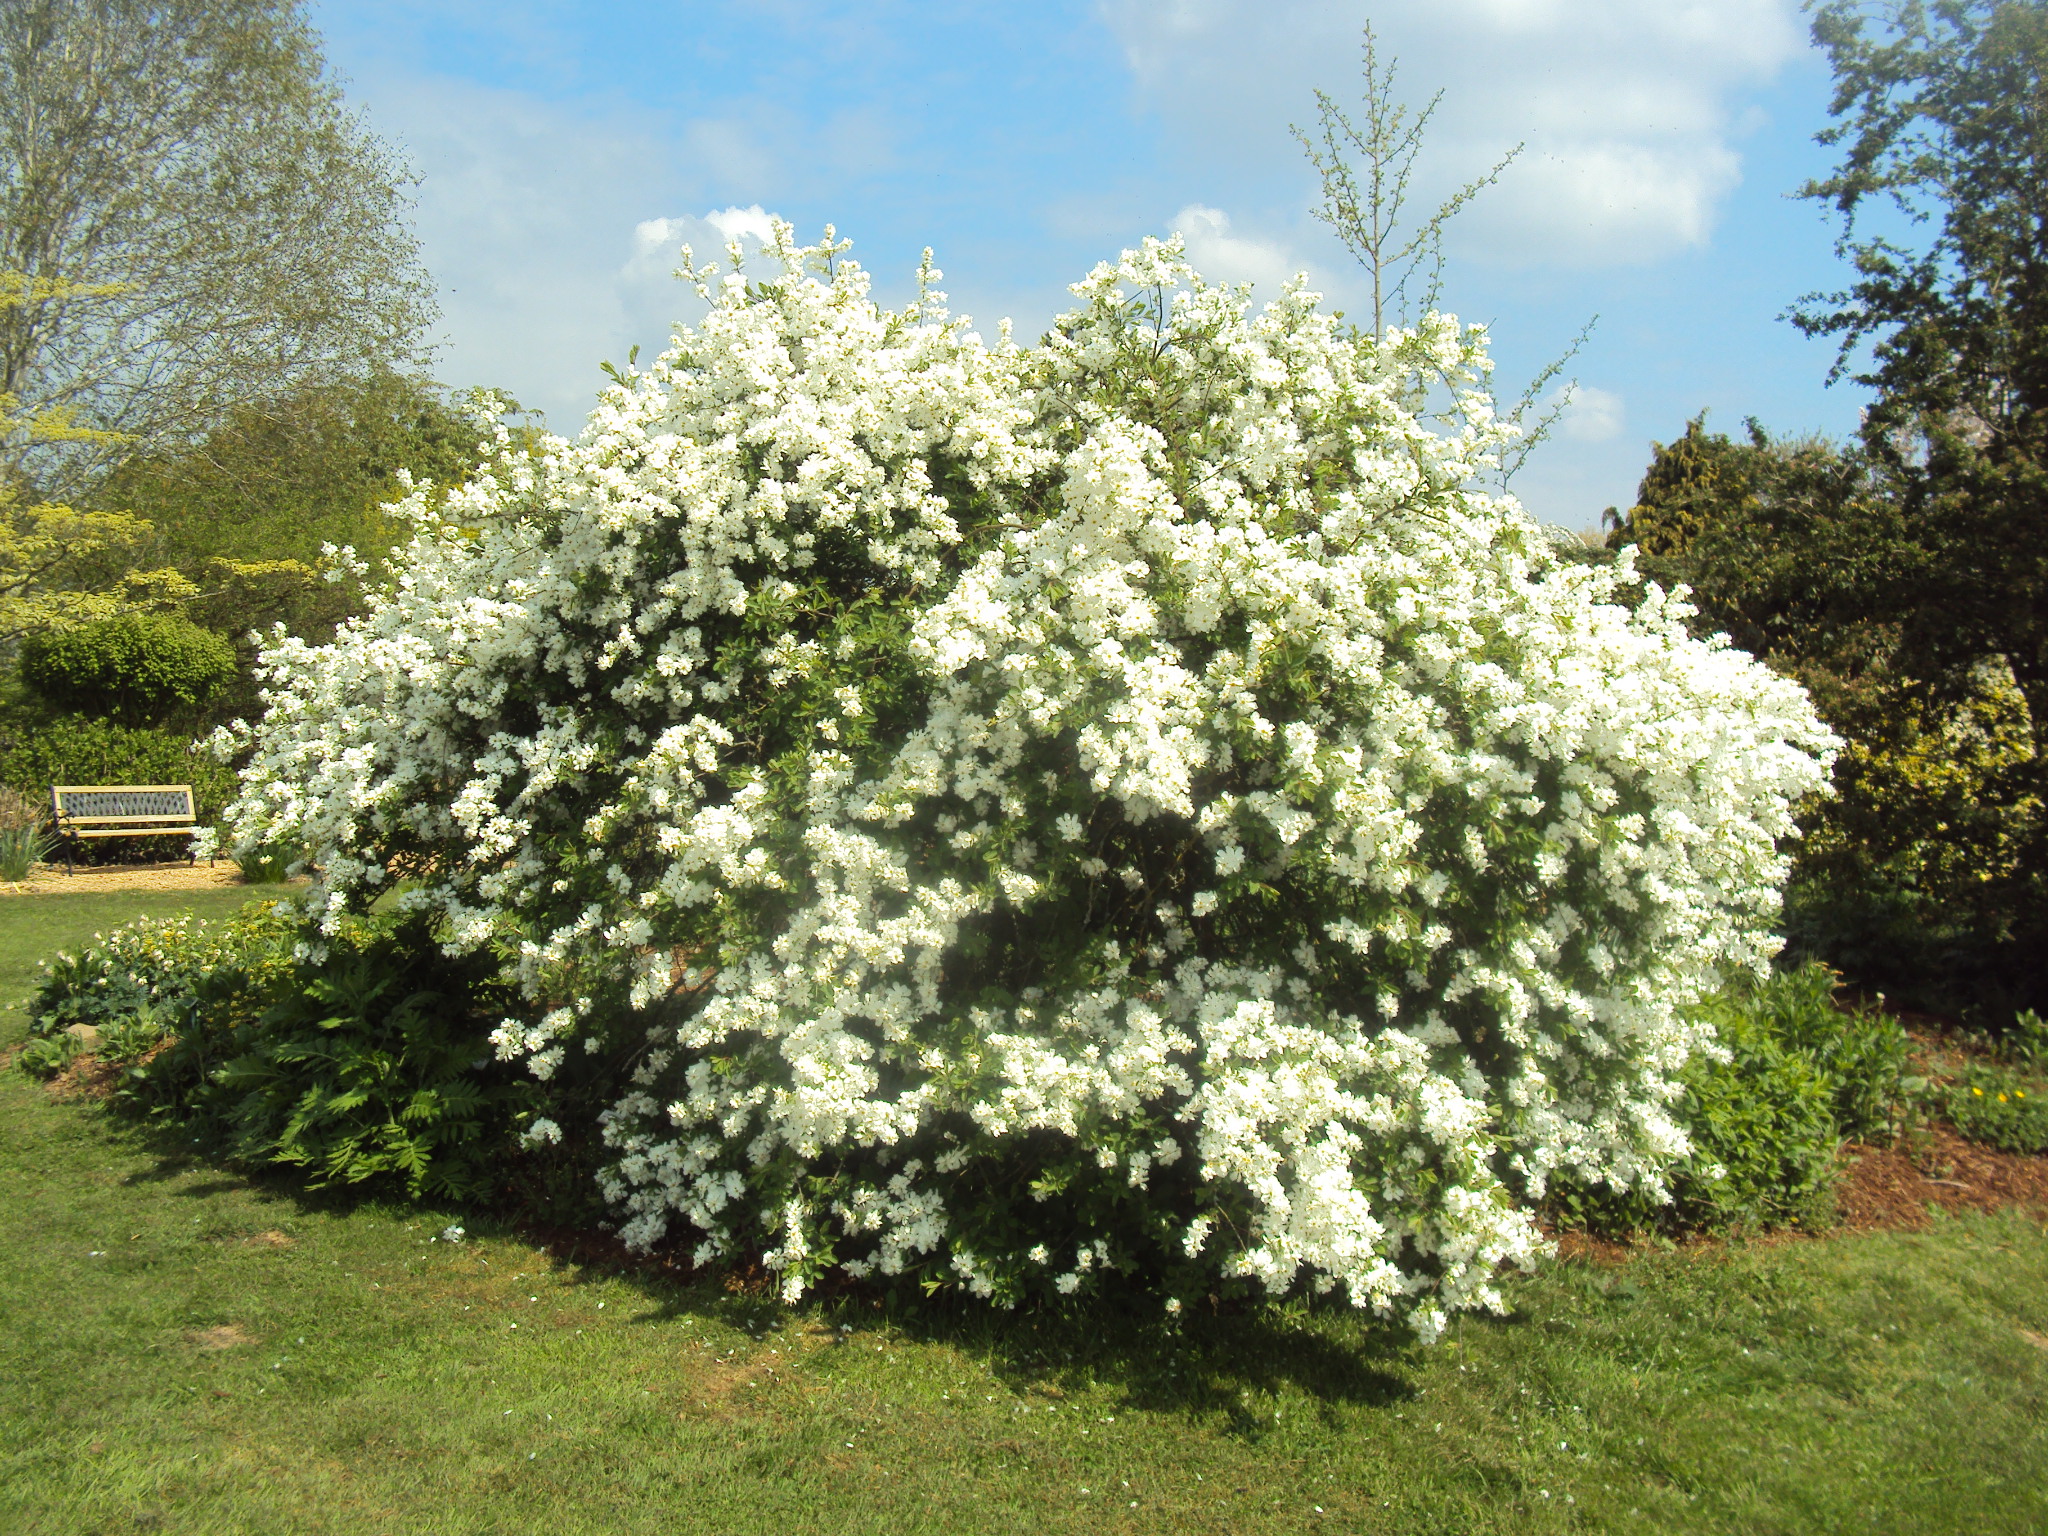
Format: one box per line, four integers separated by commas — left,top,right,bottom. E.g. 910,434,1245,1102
208,229,1834,1335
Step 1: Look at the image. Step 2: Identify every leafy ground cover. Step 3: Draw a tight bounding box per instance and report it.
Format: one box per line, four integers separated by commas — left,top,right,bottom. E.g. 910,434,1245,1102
2,890,2045,1535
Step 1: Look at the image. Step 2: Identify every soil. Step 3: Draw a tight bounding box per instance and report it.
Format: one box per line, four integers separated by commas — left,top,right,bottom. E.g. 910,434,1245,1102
1552,1124,2048,1268
42,1052,126,1101
39,1031,176,1102
1835,1123,2048,1231
0,861,305,896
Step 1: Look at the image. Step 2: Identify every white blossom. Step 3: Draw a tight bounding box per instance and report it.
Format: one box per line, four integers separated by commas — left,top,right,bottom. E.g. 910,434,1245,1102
214,228,1835,1330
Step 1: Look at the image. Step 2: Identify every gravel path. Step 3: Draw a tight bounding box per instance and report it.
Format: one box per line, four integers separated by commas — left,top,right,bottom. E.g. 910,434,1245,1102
0,862,303,896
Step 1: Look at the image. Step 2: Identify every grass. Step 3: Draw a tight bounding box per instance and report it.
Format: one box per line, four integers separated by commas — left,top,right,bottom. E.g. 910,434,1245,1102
1,891,2045,1534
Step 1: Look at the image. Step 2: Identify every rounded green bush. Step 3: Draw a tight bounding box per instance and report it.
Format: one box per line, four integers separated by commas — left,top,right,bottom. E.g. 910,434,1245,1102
1548,967,1872,1237
18,612,237,721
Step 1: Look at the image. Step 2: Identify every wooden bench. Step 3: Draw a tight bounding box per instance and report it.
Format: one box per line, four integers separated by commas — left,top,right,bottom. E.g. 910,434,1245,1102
50,784,207,874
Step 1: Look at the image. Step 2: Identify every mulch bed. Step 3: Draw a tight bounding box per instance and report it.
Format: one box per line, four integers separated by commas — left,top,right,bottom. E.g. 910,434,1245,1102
1552,1124,2048,1267
1835,1123,2048,1231
1556,1008,2048,1264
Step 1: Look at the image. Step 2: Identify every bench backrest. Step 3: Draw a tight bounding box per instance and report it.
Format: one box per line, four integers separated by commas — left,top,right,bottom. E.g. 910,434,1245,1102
52,784,197,824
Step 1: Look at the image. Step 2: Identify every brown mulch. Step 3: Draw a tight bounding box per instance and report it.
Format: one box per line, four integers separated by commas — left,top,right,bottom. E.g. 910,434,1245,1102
1549,1229,1641,1266
1834,1018,2048,1231
1553,1127,2048,1267
41,1050,128,1101
0,860,285,896
1553,1005,2048,1265
1835,1123,2048,1231
37,1032,175,1103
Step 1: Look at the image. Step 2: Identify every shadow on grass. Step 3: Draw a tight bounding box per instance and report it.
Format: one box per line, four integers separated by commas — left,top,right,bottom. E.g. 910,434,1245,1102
106,1112,456,1222
897,1294,1420,1433
595,1248,1424,1435
90,1103,1427,1435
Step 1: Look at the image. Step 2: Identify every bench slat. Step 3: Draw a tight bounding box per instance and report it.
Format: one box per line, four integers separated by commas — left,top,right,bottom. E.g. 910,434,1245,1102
58,817,199,826
68,827,201,839
52,783,195,792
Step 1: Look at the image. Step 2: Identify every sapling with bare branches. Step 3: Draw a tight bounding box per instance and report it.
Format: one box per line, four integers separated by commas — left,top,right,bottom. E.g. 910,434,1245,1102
1294,25,1593,483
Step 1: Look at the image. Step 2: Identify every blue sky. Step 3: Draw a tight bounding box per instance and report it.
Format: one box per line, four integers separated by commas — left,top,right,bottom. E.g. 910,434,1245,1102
311,0,1875,530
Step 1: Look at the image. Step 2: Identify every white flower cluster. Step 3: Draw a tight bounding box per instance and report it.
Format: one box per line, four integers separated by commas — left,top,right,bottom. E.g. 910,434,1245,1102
211,227,1835,1335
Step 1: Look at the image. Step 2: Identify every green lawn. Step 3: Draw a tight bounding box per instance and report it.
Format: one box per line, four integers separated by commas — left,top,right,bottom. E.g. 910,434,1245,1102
2,890,2043,1535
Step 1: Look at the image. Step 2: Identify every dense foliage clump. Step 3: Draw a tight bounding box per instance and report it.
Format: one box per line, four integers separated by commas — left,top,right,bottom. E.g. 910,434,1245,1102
0,785,53,879
1601,413,2044,1016
19,611,237,722
27,900,299,1043
205,231,1833,1333
1947,1063,2048,1154
1547,964,1911,1237
26,903,543,1198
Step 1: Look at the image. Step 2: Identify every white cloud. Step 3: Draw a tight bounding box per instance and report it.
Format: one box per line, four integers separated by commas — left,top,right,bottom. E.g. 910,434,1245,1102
1099,0,1807,266
618,207,788,362
1168,204,1309,294
627,207,779,280
332,69,788,433
706,205,781,246
1554,383,1626,444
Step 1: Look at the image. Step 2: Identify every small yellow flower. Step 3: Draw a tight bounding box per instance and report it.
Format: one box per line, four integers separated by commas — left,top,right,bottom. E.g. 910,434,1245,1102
1998,1093,2009,1103
1973,1087,1984,1096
